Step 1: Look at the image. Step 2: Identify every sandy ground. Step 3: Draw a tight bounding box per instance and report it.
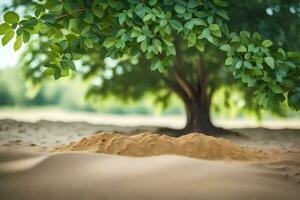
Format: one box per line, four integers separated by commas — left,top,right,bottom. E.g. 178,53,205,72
0,151,299,200
0,110,299,199
0,118,299,152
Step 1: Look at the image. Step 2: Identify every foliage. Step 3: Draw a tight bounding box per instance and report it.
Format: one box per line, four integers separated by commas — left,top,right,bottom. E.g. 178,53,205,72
0,0,299,113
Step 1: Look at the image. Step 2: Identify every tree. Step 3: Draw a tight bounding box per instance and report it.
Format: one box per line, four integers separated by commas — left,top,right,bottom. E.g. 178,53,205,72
0,0,299,135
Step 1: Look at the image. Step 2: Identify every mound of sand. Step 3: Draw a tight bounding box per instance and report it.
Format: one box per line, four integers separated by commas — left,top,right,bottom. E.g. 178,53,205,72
55,132,268,160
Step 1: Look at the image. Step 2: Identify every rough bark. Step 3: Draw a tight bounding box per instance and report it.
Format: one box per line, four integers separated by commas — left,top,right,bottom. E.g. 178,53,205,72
182,95,214,133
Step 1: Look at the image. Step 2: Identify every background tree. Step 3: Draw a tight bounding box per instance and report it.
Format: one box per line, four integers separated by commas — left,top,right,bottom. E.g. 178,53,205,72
0,0,299,135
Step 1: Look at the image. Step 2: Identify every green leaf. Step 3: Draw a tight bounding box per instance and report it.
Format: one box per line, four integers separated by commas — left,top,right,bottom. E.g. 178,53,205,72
131,29,141,38
240,31,250,39
231,35,240,42
175,4,186,14
252,32,261,43
217,9,229,20
288,90,300,110
159,19,167,27
188,33,197,47
235,60,243,69
54,68,62,80
184,21,194,30
241,73,251,84
4,11,20,24
264,57,275,68
84,38,93,48
1,29,14,46
262,40,273,48
13,36,22,51
237,45,247,52
169,20,183,32
61,59,76,71
83,11,94,24
153,39,162,53
258,93,268,108
208,24,220,31
92,5,104,18
271,85,285,94
118,13,126,25
244,52,251,60
162,37,173,46
243,61,252,69
22,30,30,43
41,14,55,24
141,40,147,52
195,42,205,52
115,39,125,49
225,57,233,65
149,0,157,6
286,61,296,68
201,28,210,39
103,37,115,48
35,4,44,17
151,59,162,71
247,79,256,87
167,46,176,55
207,16,213,24
191,18,206,26
183,12,192,20
187,0,200,8
127,12,133,19
219,44,231,51
143,13,152,22
211,29,221,37
16,27,23,36
277,48,286,60
0,23,11,35
135,6,146,19
44,68,56,76
137,35,146,42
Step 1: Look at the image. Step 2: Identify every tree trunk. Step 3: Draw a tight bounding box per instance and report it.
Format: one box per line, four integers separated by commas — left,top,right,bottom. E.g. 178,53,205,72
183,97,214,133
160,75,237,136
161,56,235,136
178,90,234,136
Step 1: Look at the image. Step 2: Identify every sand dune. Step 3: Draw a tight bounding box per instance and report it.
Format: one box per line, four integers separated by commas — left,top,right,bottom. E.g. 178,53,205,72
55,132,268,160
0,150,299,200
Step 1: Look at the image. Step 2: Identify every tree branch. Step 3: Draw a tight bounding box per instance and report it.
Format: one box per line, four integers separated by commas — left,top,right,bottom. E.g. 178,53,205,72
173,41,196,99
160,73,190,102
55,8,88,20
174,72,194,99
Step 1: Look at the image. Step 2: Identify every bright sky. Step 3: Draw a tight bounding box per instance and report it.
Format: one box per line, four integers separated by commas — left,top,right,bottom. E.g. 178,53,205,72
0,0,24,69
0,37,25,69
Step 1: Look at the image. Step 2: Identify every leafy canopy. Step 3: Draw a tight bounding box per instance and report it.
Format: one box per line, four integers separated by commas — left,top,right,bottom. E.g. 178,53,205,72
0,0,299,110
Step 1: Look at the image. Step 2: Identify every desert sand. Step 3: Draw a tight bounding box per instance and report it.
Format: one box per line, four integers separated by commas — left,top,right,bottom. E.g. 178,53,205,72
0,116,299,200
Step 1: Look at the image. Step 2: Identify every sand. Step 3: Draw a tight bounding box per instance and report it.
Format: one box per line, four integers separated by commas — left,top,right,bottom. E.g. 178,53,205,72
56,132,268,160
0,118,300,199
1,119,299,152
0,151,299,200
